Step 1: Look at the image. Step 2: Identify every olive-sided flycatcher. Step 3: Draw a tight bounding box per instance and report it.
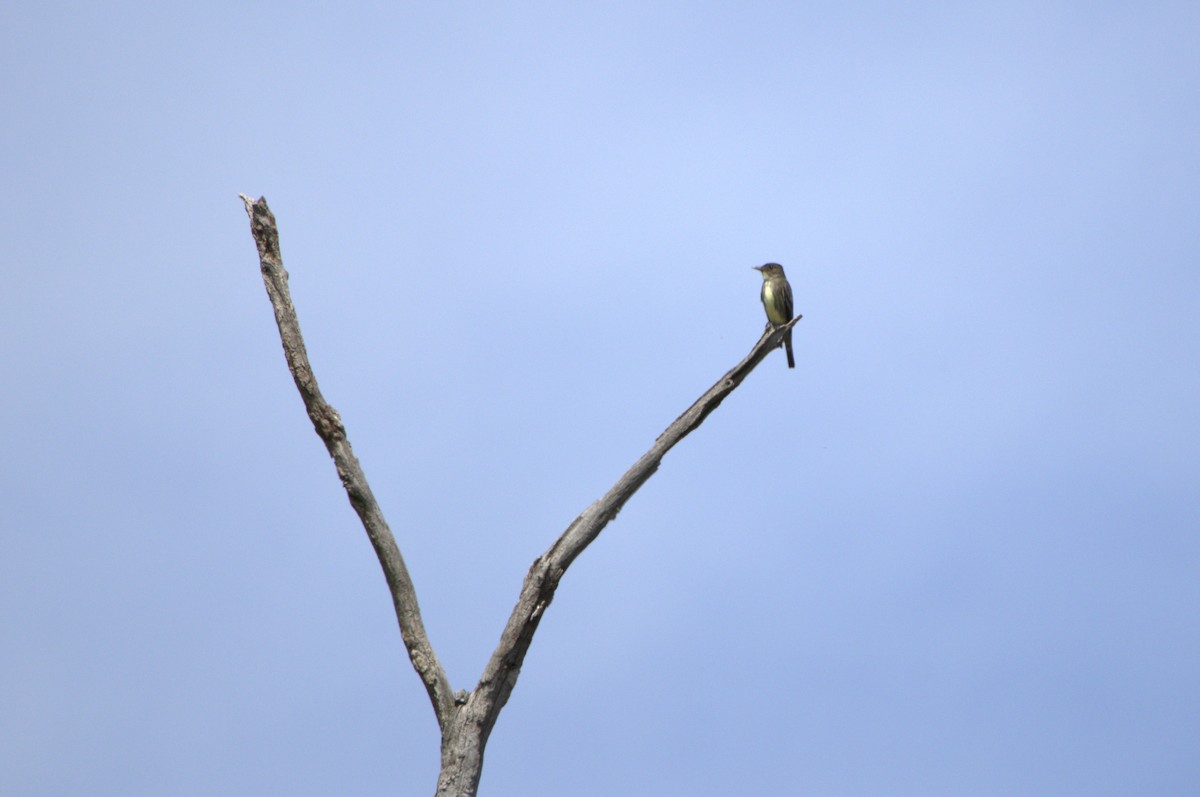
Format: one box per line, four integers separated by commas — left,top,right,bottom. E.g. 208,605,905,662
754,263,795,368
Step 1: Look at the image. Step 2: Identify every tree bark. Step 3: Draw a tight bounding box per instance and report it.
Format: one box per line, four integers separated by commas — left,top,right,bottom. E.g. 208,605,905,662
240,194,800,796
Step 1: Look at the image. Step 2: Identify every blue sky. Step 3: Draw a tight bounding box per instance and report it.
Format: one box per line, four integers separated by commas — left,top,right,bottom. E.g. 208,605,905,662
2,1,1198,794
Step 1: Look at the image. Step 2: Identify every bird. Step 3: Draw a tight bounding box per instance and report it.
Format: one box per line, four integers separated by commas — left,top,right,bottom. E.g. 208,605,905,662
753,262,795,368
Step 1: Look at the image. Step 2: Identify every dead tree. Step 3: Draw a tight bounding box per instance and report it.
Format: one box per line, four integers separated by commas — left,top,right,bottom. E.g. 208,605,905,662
240,195,801,796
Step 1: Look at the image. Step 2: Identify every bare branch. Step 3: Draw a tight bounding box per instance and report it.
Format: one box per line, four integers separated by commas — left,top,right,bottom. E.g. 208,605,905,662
239,194,456,727
240,192,800,795
463,311,803,743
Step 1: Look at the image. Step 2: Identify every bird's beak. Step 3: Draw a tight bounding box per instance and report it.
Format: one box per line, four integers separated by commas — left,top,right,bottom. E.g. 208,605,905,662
752,265,762,271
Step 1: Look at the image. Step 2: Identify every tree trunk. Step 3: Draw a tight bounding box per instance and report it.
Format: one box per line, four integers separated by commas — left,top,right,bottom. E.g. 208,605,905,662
435,714,486,797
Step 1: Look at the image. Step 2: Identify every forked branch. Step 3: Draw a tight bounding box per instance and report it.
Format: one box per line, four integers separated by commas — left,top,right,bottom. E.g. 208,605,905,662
240,194,800,796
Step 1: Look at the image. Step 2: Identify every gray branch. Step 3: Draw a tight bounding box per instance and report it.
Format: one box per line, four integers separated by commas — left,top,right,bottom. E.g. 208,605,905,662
468,311,801,732
239,194,456,725
240,194,800,797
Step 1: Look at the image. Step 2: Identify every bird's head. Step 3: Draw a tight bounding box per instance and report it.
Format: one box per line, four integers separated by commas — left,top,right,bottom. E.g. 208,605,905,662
754,262,786,278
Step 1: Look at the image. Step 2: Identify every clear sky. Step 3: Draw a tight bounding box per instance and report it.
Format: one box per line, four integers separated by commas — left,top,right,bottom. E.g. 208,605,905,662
2,1,1198,794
